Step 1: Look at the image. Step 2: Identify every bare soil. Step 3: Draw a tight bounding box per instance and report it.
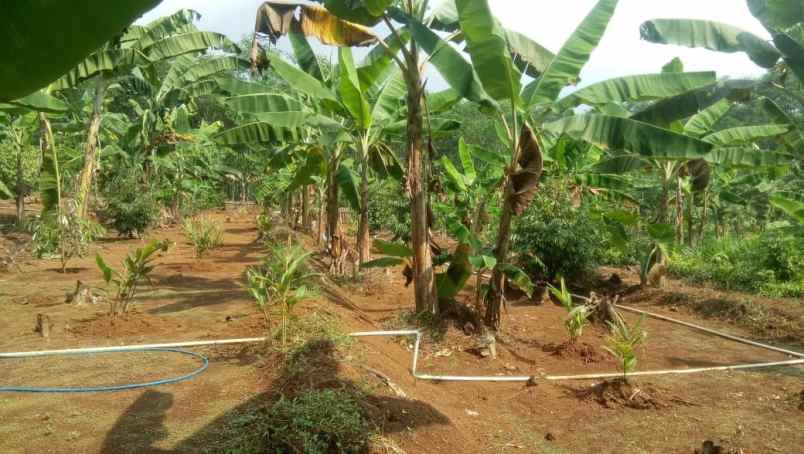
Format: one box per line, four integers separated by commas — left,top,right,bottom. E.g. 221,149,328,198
1,202,803,453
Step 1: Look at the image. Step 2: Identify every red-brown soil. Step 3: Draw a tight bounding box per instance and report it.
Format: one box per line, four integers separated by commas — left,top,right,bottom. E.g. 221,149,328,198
1,202,803,453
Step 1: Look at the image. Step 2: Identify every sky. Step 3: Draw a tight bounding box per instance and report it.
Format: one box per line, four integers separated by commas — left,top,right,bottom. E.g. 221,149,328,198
138,0,771,90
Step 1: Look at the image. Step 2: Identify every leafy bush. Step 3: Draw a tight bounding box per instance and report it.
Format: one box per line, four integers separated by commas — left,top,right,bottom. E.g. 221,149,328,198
102,170,160,238
511,182,603,282
668,231,804,297
182,216,223,258
31,203,105,272
263,389,371,454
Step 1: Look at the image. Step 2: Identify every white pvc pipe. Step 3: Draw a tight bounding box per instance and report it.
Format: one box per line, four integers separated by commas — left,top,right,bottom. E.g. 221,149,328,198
0,337,268,358
614,304,804,358
3,306,803,383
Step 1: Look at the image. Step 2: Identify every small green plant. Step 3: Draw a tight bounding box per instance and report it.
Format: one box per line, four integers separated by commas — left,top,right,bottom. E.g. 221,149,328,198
602,315,647,382
256,213,273,240
182,216,223,258
246,244,319,345
548,277,589,343
96,240,167,319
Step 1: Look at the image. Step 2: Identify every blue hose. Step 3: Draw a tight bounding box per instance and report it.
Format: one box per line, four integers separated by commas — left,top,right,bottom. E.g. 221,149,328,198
0,348,209,393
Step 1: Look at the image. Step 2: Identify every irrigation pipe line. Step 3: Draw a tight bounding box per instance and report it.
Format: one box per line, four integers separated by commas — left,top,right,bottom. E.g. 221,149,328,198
613,304,804,359
2,304,803,390
0,337,267,359
0,348,209,393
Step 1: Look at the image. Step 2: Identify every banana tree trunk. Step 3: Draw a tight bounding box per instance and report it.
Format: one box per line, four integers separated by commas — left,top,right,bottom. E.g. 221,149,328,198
675,175,684,244
486,107,524,329
698,189,708,244
15,144,24,223
403,47,437,314
301,185,312,231
317,186,325,245
686,192,695,246
486,202,514,328
658,179,669,224
326,153,342,259
76,76,108,219
356,154,371,264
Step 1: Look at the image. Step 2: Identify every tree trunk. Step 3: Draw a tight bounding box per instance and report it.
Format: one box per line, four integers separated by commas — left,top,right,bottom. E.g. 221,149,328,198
403,47,437,314
699,189,708,244
486,105,523,329
675,175,684,244
686,191,695,246
15,145,24,224
301,185,312,231
657,178,669,224
317,187,325,245
76,76,107,219
356,153,371,264
326,154,342,259
486,188,515,328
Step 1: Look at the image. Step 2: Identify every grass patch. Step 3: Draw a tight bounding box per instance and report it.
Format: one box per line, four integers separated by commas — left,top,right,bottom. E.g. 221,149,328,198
667,233,803,298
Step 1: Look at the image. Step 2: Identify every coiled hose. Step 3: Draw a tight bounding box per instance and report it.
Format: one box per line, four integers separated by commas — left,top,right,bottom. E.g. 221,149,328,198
0,347,209,393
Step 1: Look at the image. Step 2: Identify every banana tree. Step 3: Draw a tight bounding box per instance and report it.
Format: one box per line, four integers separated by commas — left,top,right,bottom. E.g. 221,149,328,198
640,0,804,149
52,9,239,218
240,6,417,268
429,0,732,327
585,57,793,244
0,90,70,222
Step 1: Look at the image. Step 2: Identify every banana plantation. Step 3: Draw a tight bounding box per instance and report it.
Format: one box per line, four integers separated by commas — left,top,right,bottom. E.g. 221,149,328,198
1,1,803,453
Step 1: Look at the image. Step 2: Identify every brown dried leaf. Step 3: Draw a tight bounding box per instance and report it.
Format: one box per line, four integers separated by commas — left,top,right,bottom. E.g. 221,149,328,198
253,1,376,48
508,124,544,215
300,4,377,47
254,1,298,43
683,159,711,193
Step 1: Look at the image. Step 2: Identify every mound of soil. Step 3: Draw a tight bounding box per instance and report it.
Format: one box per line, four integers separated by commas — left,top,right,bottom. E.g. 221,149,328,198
572,379,690,410
542,341,604,364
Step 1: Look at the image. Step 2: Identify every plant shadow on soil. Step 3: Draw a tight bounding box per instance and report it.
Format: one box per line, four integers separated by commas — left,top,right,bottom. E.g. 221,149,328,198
99,338,451,453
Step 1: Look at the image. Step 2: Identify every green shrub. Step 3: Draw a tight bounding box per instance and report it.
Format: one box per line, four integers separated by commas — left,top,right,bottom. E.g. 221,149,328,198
31,204,105,272
182,216,223,258
264,389,371,454
102,170,160,238
668,231,803,298
511,183,603,282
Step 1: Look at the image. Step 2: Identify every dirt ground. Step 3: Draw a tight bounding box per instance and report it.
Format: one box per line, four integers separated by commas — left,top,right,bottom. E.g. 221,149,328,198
1,203,802,453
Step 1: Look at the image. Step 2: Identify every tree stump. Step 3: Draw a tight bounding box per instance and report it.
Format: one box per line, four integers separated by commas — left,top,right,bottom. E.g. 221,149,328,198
35,314,52,339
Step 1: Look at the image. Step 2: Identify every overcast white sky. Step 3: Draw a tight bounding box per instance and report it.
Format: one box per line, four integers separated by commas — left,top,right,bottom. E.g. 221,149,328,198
139,0,771,89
